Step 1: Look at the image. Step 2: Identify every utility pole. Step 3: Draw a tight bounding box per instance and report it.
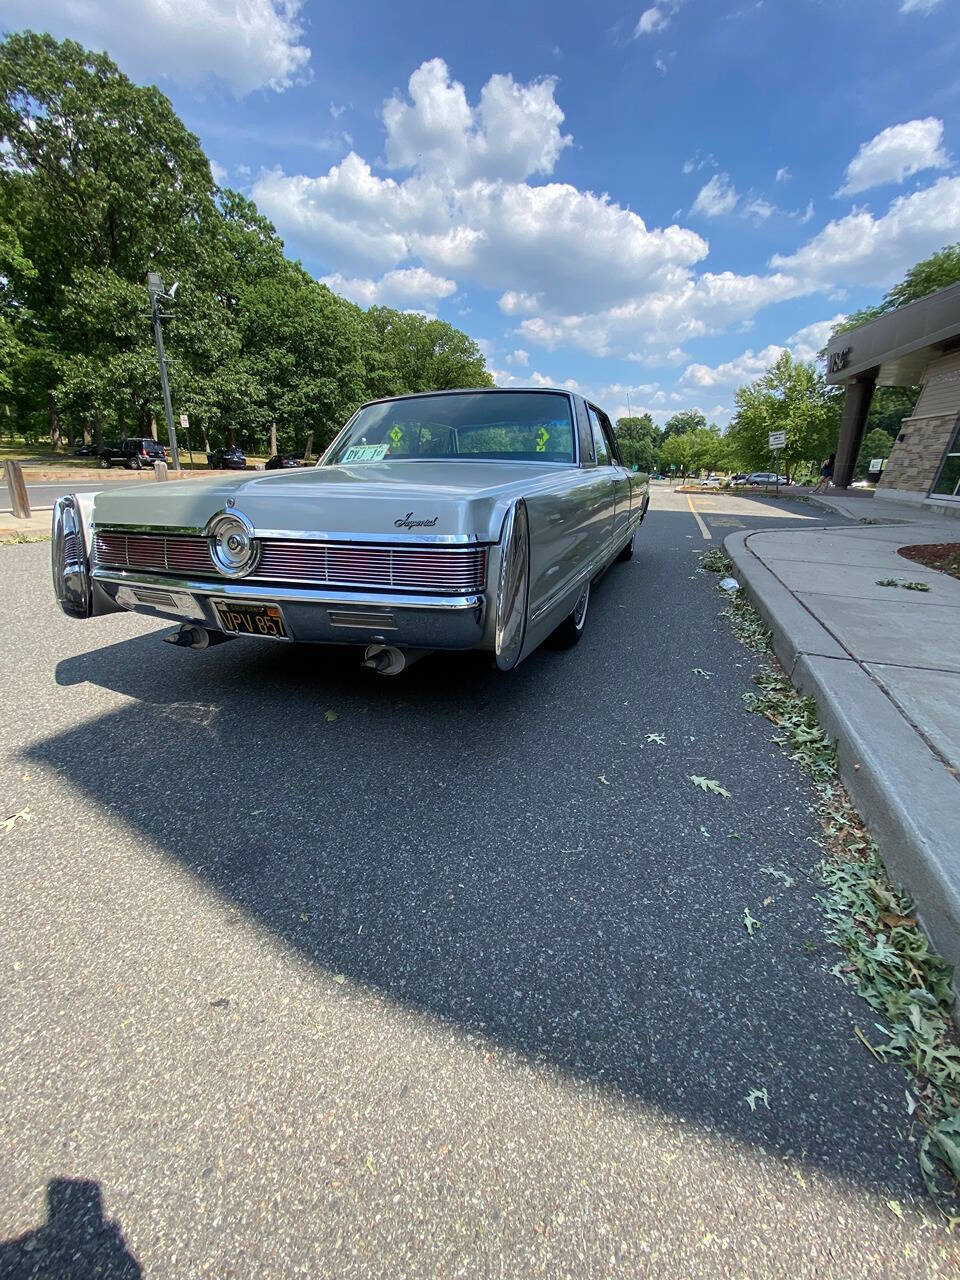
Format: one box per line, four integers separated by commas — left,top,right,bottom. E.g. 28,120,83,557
146,272,181,471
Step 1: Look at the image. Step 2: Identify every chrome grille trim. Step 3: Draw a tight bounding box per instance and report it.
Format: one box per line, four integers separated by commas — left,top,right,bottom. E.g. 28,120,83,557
94,531,486,594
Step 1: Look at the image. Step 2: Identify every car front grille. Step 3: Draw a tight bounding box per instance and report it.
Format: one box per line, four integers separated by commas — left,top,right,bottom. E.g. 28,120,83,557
94,531,486,594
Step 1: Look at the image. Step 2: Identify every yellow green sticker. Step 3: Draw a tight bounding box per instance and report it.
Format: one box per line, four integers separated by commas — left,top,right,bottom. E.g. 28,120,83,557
389,425,404,447
536,427,549,452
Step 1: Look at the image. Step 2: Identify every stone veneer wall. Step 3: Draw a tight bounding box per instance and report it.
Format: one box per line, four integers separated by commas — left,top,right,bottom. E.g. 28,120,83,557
878,413,958,494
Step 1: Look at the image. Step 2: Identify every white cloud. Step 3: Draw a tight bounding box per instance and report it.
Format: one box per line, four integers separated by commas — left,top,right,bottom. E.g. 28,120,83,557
743,197,774,222
900,0,944,12
772,175,960,288
210,159,228,184
655,57,669,74
635,6,671,36
330,101,347,120
382,58,571,183
786,314,846,361
319,267,457,308
691,173,739,217
837,118,950,196
505,349,530,366
4,0,311,95
680,344,787,388
775,167,791,183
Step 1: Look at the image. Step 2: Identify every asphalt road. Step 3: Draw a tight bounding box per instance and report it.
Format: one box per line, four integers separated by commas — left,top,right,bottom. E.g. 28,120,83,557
1,474,194,514
0,487,953,1278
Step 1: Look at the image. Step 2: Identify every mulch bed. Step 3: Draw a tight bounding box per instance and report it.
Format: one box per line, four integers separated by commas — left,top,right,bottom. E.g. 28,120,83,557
898,542,960,581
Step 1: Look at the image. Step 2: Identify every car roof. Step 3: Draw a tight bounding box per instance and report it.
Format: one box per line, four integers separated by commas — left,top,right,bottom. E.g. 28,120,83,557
357,386,578,408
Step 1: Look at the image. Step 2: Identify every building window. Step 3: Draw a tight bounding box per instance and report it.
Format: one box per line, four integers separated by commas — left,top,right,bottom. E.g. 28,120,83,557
932,420,960,497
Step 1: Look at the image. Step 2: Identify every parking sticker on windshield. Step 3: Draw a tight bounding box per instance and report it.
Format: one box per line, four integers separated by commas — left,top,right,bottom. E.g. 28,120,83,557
536,427,550,452
342,443,389,462
389,425,404,447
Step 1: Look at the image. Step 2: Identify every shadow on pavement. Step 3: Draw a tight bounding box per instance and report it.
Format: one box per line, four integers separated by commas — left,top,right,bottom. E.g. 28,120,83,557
27,513,918,1203
0,1179,142,1279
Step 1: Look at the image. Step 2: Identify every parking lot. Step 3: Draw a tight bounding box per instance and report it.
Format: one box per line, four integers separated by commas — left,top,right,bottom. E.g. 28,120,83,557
0,485,952,1277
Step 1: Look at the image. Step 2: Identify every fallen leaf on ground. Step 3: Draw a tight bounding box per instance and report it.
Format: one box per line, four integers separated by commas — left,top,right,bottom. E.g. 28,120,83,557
690,776,731,797
692,668,713,679
887,1200,905,1220
745,1087,770,1112
333,974,346,985
324,710,339,722
744,908,760,938
1,808,32,833
598,775,610,786
760,865,795,888
880,913,917,928
645,733,666,745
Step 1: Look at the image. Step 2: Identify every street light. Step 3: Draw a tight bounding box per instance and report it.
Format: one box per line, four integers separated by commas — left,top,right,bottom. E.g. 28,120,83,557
146,271,181,471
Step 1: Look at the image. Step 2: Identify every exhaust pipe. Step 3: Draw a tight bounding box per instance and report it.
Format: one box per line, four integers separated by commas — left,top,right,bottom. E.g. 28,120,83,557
164,624,233,650
361,644,431,676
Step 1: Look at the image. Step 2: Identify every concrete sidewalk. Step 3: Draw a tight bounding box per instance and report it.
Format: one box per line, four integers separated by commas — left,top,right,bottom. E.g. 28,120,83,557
725,512,960,976
0,508,52,541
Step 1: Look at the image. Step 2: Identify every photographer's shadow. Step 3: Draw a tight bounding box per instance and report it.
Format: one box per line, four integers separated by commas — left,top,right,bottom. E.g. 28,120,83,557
0,1178,141,1280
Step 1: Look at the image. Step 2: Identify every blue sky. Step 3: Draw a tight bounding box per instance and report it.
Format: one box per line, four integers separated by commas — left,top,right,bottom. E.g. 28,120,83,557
5,0,960,422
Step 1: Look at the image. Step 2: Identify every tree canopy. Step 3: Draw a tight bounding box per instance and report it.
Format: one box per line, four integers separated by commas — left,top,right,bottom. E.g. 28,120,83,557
0,32,493,455
833,242,960,337
725,351,839,479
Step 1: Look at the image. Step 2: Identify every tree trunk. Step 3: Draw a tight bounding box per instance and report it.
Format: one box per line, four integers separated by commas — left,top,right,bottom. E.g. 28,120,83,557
270,421,277,456
304,431,314,461
200,423,210,452
93,409,103,449
149,415,158,441
226,425,236,448
48,393,62,451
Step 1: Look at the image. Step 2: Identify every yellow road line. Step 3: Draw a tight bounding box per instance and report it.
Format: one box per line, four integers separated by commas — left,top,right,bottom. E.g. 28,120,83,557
686,493,712,540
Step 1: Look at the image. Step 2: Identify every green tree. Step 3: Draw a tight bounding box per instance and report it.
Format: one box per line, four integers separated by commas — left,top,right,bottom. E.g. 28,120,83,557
726,351,837,480
855,427,894,478
615,413,661,471
659,432,694,476
662,408,707,440
363,307,492,396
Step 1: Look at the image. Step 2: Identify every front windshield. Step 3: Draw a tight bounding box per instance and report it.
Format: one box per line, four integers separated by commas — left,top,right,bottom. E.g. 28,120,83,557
325,391,576,465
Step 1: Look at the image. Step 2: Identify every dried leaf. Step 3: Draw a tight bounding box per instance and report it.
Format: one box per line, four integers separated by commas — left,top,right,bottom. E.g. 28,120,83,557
743,908,760,938
333,974,346,985
692,668,713,679
887,1200,904,1221
744,1087,770,1112
645,733,666,745
598,774,610,786
324,710,339,723
881,913,917,929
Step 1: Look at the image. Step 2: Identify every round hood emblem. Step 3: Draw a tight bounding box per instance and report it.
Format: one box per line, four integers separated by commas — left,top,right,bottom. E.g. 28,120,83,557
208,511,259,577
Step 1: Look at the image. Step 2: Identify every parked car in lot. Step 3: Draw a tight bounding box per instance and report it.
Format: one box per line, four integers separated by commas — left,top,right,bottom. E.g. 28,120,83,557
98,438,167,470
73,443,97,458
206,446,247,470
264,453,304,470
52,387,650,673
737,471,784,486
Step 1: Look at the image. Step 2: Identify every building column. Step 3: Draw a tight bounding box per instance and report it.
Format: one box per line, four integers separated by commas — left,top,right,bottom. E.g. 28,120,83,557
833,370,878,488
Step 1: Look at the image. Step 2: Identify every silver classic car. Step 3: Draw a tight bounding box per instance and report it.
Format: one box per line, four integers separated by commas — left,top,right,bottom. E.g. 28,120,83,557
52,388,649,672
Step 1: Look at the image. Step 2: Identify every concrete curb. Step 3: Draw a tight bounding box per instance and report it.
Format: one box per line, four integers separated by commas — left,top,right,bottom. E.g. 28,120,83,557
725,528,960,978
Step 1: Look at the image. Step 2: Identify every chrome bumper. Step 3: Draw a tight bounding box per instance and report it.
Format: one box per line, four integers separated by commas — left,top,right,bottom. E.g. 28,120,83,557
92,567,487,649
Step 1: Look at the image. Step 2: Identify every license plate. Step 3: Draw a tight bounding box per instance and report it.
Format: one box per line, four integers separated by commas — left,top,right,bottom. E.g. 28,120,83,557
212,599,289,640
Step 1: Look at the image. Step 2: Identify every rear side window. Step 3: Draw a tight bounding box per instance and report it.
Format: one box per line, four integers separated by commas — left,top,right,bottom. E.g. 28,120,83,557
588,407,611,466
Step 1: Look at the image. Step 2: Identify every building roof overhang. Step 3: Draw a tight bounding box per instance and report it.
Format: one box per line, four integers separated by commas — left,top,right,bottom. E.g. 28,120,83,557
825,279,960,388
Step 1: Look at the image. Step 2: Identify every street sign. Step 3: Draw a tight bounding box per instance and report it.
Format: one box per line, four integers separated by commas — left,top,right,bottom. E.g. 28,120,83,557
768,430,786,450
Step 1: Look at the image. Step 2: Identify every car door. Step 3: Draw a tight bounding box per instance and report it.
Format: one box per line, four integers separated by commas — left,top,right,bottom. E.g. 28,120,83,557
595,407,633,545
586,405,626,554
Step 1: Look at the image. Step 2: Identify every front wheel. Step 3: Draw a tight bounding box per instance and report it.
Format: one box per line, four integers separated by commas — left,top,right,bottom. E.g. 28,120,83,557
549,580,590,648
99,457,111,468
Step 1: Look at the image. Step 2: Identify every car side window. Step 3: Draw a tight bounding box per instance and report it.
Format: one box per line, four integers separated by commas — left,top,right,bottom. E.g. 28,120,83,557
596,410,623,466
588,407,610,466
